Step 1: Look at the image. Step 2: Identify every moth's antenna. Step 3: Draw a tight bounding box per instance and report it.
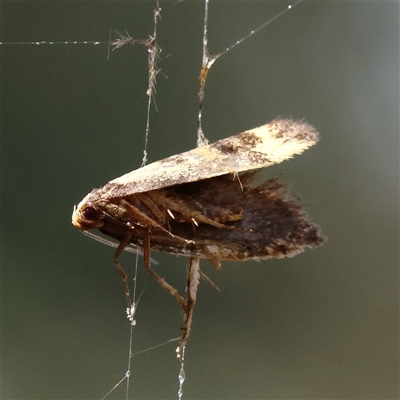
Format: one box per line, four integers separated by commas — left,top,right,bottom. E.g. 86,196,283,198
80,230,158,265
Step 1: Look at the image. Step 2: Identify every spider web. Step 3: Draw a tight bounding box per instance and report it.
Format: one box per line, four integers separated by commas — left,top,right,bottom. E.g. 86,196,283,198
2,1,303,398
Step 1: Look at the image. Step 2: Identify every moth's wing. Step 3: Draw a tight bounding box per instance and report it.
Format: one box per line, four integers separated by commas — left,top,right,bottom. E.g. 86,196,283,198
89,118,319,201
158,172,324,261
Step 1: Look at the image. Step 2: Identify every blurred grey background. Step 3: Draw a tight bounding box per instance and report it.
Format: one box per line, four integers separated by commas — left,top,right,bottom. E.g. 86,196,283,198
2,1,398,399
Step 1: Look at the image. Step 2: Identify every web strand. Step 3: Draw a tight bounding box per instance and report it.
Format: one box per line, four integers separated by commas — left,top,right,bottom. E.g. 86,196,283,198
142,1,162,167
0,40,106,45
196,0,302,145
4,1,305,398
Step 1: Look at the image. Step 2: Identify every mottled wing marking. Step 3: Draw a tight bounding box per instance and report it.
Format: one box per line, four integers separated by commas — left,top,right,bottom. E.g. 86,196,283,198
81,118,318,202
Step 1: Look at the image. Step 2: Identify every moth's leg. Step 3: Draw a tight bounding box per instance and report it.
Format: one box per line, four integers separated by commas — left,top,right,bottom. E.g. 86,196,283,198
135,192,173,231
153,194,237,229
187,213,234,229
199,268,220,291
114,235,134,310
118,198,193,247
142,229,187,308
231,171,243,191
206,257,222,271
136,193,168,226
178,257,200,352
118,198,165,230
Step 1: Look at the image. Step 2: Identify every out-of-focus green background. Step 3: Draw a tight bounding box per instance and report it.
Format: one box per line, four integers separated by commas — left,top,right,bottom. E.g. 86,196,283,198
2,1,398,399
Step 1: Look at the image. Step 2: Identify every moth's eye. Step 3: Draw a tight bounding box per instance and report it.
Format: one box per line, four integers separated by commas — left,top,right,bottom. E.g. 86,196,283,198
83,206,102,221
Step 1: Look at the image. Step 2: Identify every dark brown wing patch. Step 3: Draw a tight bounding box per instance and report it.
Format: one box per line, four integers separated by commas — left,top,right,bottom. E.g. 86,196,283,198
88,172,323,262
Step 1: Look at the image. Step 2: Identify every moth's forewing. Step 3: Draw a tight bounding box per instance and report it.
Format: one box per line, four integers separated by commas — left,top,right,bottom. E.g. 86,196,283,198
72,118,323,261
79,118,318,202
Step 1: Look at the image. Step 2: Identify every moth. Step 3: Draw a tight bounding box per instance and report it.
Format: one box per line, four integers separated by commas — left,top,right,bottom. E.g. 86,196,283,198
72,118,324,340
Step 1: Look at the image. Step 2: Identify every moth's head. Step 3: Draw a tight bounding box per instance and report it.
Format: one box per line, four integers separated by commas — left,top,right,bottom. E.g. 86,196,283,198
72,202,105,231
